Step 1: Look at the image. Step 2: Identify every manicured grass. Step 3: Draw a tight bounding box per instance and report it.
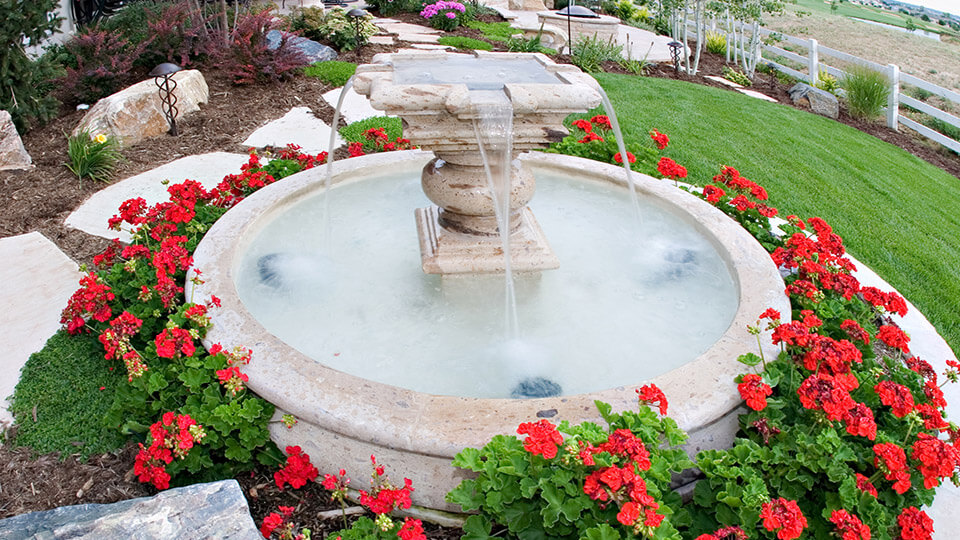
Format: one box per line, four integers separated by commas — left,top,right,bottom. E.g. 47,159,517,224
437,36,494,51
8,331,126,458
303,60,357,88
339,116,404,143
593,73,960,356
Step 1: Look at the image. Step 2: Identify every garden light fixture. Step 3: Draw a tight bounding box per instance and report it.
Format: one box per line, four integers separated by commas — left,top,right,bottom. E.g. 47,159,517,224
149,62,183,136
347,8,368,52
668,41,683,72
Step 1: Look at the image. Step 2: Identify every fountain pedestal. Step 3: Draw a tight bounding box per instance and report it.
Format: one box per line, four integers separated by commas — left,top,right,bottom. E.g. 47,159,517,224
353,51,602,274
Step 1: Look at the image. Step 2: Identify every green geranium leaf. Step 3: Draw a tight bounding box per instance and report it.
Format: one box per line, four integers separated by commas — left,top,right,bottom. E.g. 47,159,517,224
461,515,495,540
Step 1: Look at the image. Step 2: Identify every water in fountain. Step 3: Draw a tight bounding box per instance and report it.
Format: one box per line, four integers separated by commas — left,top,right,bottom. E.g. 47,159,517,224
235,161,738,399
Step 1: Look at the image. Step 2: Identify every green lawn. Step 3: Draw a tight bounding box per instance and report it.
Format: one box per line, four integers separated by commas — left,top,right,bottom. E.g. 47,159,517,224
594,73,960,357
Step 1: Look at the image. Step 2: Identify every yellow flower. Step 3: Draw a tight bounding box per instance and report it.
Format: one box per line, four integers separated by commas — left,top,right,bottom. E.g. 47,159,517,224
94,133,107,144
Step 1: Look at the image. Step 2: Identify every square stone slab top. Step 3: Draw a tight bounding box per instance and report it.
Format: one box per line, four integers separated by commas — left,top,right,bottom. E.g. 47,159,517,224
376,22,442,35
322,86,395,124
705,75,744,89
0,479,260,540
242,106,342,155
368,35,396,45
0,232,81,428
65,152,251,242
737,88,779,103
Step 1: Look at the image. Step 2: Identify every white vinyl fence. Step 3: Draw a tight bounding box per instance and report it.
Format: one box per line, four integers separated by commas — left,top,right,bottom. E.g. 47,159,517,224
686,19,960,154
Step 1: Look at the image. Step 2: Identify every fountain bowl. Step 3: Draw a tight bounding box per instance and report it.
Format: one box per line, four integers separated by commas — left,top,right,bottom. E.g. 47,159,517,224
187,150,789,512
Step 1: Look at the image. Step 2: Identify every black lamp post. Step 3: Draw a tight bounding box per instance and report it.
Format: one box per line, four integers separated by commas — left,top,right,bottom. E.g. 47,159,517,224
347,8,368,53
149,63,183,136
667,41,683,73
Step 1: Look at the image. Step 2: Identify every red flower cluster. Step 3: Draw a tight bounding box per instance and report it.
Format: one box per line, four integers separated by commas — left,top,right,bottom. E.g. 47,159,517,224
572,118,593,132
154,326,196,359
98,311,147,381
840,319,870,344
656,157,687,180
260,505,307,539
911,432,960,489
580,131,605,143
873,442,912,494
591,115,612,129
701,165,777,218
861,286,908,317
61,272,116,334
216,366,249,396
898,506,934,540
577,426,665,535
759,498,807,540
358,455,414,515
321,468,350,502
397,518,427,540
134,412,205,490
829,509,870,540
877,324,911,353
855,473,878,497
274,445,319,490
346,127,417,156
875,380,915,418
737,374,772,411
636,384,668,415
649,129,669,150
517,418,564,459
614,151,636,164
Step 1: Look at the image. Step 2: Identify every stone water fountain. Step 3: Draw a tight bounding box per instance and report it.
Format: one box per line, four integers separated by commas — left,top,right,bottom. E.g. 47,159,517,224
188,51,789,511
352,51,602,274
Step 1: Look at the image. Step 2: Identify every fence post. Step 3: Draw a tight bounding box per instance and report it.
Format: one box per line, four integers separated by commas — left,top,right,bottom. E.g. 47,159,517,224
887,63,900,131
808,38,818,86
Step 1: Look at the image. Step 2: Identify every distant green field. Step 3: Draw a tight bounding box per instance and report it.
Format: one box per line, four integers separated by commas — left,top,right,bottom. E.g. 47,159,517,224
789,0,952,35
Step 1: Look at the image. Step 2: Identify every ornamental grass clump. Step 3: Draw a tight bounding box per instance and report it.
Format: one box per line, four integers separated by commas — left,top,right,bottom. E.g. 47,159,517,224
571,35,623,73
841,65,891,120
66,130,122,183
421,1,467,32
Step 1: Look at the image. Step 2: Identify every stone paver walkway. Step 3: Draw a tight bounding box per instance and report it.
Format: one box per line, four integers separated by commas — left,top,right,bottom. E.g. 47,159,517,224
322,86,393,124
242,106,342,155
0,233,81,427
65,152,250,242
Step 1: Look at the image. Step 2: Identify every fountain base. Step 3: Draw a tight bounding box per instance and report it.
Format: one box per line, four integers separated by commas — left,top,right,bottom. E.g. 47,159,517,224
415,206,559,274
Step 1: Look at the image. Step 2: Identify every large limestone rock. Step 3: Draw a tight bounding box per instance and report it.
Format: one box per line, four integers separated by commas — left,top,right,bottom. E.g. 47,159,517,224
0,480,260,540
788,82,839,119
0,110,32,171
73,69,209,147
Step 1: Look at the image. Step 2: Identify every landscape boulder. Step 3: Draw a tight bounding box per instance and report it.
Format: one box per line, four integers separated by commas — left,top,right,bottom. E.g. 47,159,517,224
0,110,33,171
266,30,337,64
0,479,260,540
788,83,839,119
72,69,209,148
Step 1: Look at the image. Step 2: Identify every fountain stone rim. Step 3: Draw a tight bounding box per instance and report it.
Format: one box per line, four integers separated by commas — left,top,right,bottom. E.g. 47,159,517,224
188,150,789,462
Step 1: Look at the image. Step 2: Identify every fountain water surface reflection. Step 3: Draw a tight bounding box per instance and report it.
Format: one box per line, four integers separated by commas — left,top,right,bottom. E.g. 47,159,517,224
236,165,738,399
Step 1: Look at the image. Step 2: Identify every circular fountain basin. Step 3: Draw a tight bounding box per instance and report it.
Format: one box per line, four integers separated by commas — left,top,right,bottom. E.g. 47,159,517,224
189,150,789,511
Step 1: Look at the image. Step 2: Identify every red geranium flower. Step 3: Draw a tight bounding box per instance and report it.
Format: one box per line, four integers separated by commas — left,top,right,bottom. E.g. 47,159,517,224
829,509,870,540
649,129,669,149
636,384,668,415
517,419,563,459
759,498,807,540
738,374,772,411
898,507,934,540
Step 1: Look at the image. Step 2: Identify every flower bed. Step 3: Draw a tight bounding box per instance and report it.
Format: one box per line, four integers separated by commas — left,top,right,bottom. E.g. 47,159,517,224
53,118,957,539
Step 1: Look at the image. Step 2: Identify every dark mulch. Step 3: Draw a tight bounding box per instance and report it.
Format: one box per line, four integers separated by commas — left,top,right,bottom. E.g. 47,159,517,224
0,442,150,519
2,13,959,535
